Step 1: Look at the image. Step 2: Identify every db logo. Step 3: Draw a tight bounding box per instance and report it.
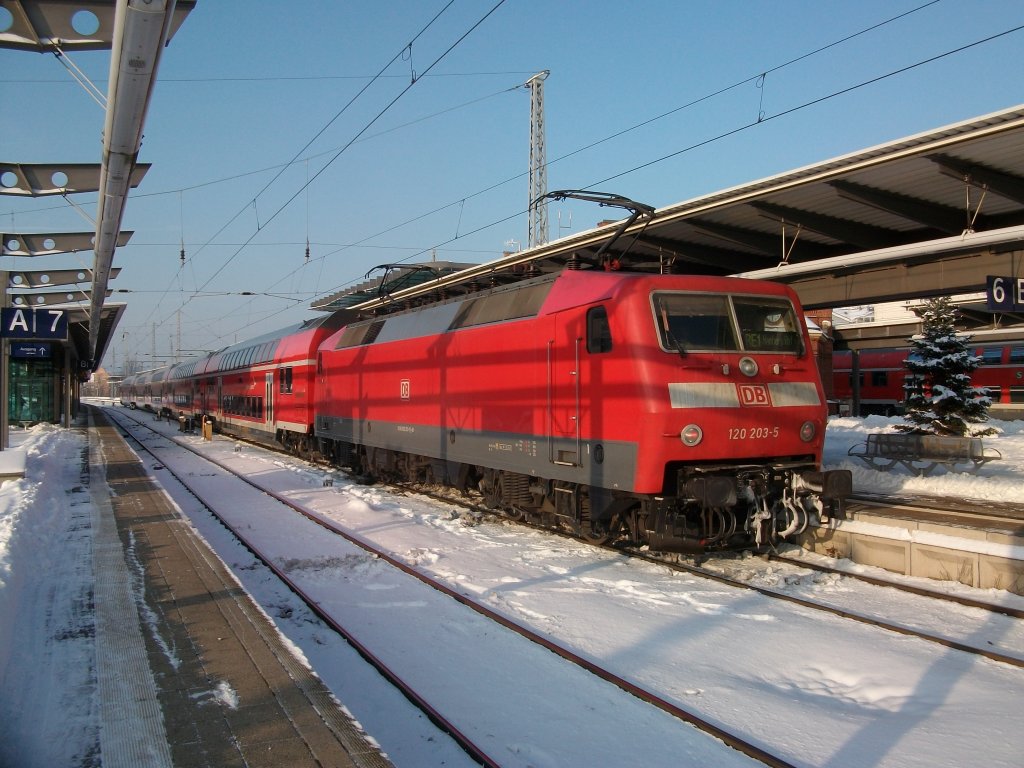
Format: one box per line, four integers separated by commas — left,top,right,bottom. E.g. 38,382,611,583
400,379,411,400
737,384,771,406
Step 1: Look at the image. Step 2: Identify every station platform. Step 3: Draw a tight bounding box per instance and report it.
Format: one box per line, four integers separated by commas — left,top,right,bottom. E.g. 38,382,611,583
799,497,1024,596
84,407,392,768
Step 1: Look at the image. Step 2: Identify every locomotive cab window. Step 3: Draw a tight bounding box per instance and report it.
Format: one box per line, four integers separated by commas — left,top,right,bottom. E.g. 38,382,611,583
733,298,803,354
653,294,737,352
651,293,802,354
280,366,293,394
586,306,612,353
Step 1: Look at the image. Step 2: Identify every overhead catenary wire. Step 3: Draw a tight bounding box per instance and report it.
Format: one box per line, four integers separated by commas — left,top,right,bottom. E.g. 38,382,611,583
293,19,1024,316
120,0,510,357
155,16,1024,358
114,6,1022,361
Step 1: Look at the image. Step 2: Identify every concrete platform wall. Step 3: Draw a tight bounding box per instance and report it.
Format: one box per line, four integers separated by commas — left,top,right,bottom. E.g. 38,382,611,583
798,512,1024,596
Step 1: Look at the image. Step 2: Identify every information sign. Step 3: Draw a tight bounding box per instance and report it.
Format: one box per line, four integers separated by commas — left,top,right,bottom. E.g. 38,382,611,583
986,275,1024,311
0,307,68,340
10,342,52,359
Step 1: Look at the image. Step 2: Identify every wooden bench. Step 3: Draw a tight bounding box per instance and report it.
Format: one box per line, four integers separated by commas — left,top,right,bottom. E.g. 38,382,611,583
848,433,1000,476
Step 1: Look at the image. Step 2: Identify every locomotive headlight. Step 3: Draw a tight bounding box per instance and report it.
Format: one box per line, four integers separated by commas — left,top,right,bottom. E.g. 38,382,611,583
799,420,817,442
680,424,703,447
738,357,758,377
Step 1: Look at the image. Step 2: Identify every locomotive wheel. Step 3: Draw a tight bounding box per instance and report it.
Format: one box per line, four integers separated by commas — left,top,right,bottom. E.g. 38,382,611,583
575,487,620,545
482,469,502,509
580,515,619,545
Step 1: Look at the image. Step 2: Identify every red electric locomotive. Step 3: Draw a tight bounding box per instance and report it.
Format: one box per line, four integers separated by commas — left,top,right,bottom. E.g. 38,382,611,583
315,269,851,550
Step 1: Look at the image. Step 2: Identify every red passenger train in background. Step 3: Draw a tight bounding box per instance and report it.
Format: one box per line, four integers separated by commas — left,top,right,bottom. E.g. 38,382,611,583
120,269,851,552
833,341,1024,419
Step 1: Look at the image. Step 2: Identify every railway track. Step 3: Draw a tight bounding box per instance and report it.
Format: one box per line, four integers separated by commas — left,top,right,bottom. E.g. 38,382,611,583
106,406,798,768
479,511,1024,668
848,491,1024,524
115,407,1024,669
374,467,1024,665
99,405,1024,765
767,549,1024,621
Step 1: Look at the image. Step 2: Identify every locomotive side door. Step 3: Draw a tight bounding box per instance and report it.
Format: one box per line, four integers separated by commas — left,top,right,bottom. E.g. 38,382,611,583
547,312,584,467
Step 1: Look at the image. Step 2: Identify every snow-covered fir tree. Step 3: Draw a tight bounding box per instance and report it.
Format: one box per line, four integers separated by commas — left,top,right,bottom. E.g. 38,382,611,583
897,296,993,436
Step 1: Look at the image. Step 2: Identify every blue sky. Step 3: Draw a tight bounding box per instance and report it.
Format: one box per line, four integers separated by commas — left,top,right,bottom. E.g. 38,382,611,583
3,0,1023,372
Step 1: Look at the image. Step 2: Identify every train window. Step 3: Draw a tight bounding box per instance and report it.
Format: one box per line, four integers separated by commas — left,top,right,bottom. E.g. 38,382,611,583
1010,387,1024,404
1009,347,1024,364
280,366,293,394
871,371,888,387
379,302,461,343
733,298,803,354
586,306,613,353
653,294,738,352
903,375,924,398
981,347,1003,365
985,386,1002,403
335,320,385,348
449,281,553,331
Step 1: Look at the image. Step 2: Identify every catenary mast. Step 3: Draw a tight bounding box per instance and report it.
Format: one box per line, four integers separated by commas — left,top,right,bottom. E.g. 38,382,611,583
526,71,550,248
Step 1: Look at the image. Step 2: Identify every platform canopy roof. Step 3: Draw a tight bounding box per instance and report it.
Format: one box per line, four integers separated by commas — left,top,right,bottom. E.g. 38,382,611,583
67,302,125,373
337,104,1024,317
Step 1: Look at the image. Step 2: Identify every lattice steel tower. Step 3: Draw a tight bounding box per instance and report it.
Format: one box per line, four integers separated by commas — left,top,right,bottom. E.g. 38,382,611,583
526,71,550,248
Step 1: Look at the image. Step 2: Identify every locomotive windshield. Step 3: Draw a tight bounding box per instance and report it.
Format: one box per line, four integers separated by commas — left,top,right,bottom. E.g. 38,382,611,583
652,293,803,355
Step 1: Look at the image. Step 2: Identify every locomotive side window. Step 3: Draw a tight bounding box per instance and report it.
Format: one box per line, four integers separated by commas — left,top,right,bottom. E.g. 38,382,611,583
586,306,613,353
335,320,385,349
279,366,293,394
449,281,553,331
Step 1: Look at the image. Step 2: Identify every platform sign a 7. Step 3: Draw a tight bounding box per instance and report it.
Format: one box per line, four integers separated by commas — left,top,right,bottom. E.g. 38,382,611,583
0,307,69,340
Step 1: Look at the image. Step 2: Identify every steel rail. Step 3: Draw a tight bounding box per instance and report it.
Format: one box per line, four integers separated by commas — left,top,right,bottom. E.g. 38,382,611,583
631,549,1024,668
403,485,1024,668
769,551,1024,621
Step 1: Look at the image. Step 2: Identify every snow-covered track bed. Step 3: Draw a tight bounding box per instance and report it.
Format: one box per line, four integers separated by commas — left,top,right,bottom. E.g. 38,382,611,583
768,548,1024,620
105,407,1024,768
689,549,1024,667
107,408,779,767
